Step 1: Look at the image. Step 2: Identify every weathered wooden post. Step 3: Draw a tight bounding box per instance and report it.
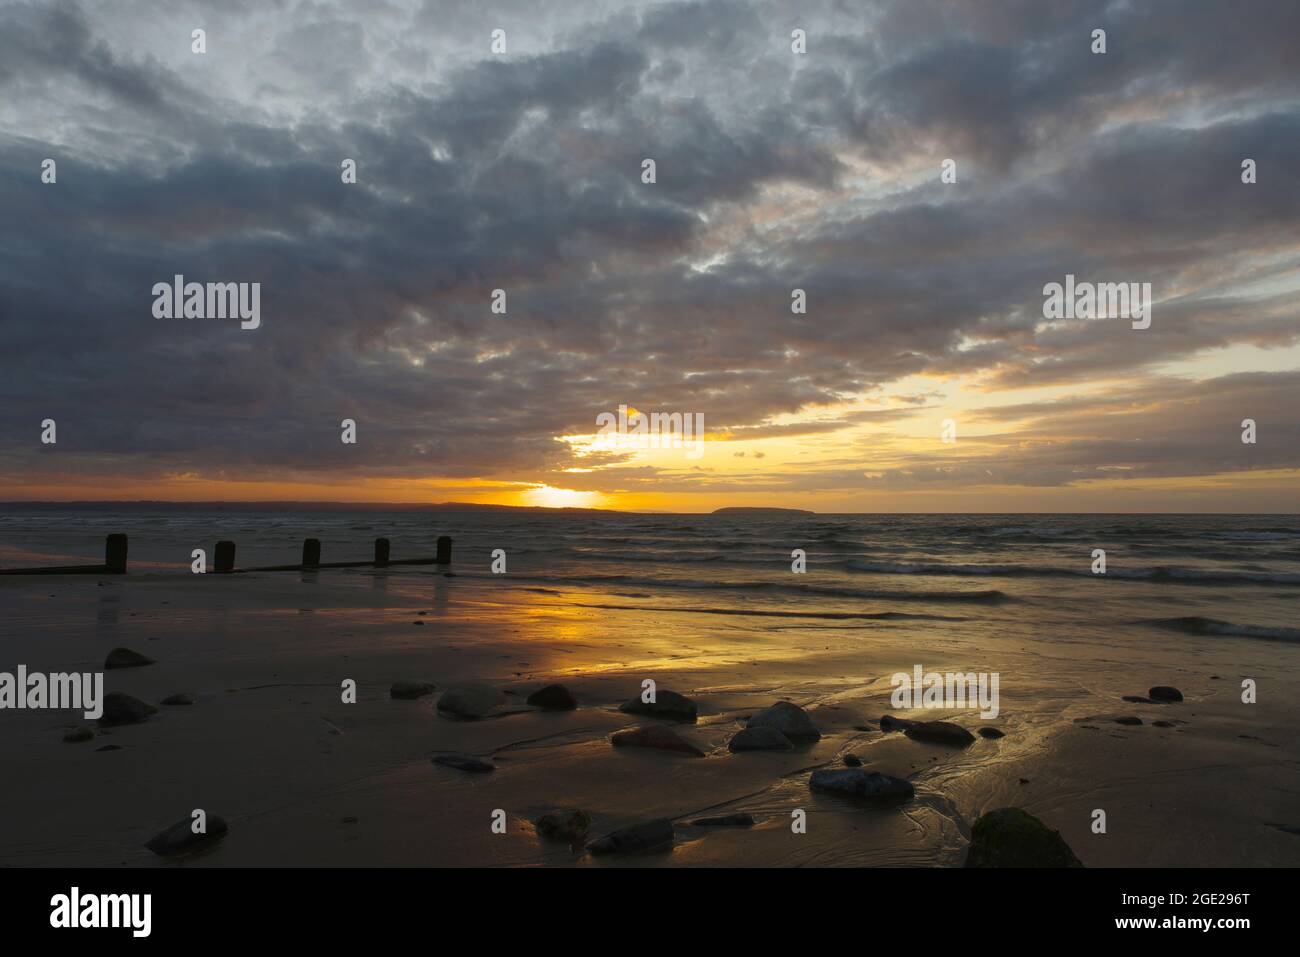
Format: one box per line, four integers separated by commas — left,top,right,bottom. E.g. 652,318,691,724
436,535,452,564
302,538,321,569
374,537,390,567
105,534,128,574
214,540,236,573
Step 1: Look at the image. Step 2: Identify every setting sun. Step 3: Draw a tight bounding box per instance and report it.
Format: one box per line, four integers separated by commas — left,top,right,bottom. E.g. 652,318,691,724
522,485,604,509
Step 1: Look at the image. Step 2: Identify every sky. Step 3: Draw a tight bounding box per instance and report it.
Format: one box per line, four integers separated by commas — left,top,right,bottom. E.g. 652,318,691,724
1,0,1298,512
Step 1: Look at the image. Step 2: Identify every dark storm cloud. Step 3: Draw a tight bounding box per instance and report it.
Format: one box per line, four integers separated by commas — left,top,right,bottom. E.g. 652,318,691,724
1,0,1298,494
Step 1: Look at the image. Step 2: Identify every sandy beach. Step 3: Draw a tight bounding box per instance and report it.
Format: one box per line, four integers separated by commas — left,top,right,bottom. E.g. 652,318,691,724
3,550,1297,868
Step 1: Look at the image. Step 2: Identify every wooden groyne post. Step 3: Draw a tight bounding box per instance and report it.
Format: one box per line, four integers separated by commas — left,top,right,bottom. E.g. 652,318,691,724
0,534,129,575
214,540,237,574
374,537,390,567
105,534,129,573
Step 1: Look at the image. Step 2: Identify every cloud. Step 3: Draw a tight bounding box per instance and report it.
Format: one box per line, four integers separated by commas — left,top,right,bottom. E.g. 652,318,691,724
1,0,1297,502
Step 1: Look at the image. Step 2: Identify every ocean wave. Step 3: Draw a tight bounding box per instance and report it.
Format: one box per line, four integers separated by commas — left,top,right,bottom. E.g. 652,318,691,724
570,602,969,622
1144,617,1300,642
843,559,1300,585
483,571,1009,604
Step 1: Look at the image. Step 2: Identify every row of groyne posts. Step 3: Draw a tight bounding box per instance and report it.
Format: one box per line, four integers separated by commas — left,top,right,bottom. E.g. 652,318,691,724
0,533,453,575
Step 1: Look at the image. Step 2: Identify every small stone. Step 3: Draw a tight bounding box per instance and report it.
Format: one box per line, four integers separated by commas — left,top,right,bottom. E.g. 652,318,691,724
746,700,820,742
535,809,591,842
1122,695,1156,704
390,681,436,700
145,814,229,856
1152,720,1176,728
978,727,1005,739
341,816,359,825
437,682,507,718
1148,686,1183,702
98,693,157,727
527,684,577,711
618,689,698,723
904,720,975,746
1115,716,1143,726
965,807,1082,868
612,725,704,756
412,620,425,626
688,813,755,827
728,726,793,752
62,726,94,743
161,693,196,706
105,647,154,669
843,753,864,767
587,819,674,855
95,745,123,752
809,768,914,800
432,753,496,773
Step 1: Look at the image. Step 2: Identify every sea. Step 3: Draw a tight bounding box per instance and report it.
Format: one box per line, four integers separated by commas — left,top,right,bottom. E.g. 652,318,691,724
2,509,1296,646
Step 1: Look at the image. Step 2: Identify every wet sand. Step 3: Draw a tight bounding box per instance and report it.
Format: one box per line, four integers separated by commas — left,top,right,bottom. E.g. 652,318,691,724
2,567,1298,867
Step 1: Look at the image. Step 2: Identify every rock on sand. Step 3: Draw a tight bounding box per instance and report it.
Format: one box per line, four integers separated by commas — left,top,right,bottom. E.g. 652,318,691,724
903,720,975,746
535,809,592,842
964,807,1082,867
437,682,507,718
746,700,820,742
98,693,158,727
105,647,154,669
728,726,793,752
587,819,674,855
390,681,436,700
145,814,229,856
1149,686,1184,702
612,725,704,756
618,689,697,722
527,684,578,710
809,768,914,800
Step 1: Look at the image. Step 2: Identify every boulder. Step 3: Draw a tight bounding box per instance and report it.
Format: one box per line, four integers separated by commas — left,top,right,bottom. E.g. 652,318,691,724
161,693,196,706
105,647,154,670
904,720,975,746
618,689,697,722
527,684,577,711
587,819,674,855
611,725,704,757
98,693,157,727
746,700,820,742
978,727,1005,739
843,753,864,767
437,682,507,718
964,807,1082,868
1148,686,1183,702
809,768,914,800
534,809,591,842
62,726,94,743
145,814,229,856
1115,716,1143,726
390,681,436,700
728,726,793,752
